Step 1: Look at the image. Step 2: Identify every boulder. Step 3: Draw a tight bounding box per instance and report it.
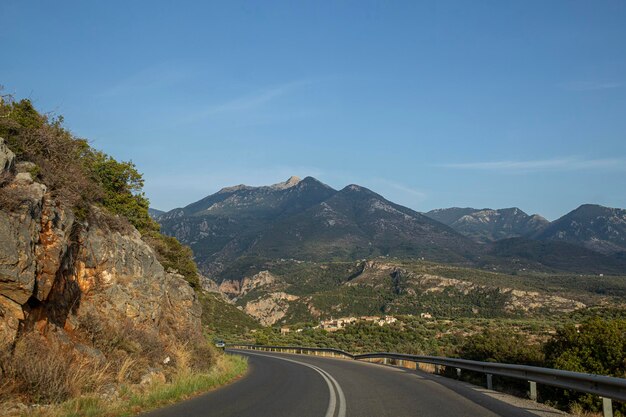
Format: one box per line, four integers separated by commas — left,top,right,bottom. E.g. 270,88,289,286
140,368,166,386
0,138,15,174
14,161,36,174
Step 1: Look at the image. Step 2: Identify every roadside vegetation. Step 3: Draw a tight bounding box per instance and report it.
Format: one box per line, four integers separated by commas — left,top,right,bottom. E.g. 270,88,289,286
0,315,247,416
12,353,246,417
235,308,626,415
199,293,262,338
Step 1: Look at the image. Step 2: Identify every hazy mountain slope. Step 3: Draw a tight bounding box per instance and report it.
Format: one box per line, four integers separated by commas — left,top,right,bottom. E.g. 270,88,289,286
159,179,482,278
487,237,626,274
159,180,626,281
426,207,479,226
247,184,481,264
426,207,549,242
148,207,165,219
533,204,626,254
158,176,338,277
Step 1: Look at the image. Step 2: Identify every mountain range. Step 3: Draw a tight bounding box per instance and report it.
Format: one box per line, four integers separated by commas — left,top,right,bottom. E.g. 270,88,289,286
532,204,626,255
425,207,549,242
154,176,626,279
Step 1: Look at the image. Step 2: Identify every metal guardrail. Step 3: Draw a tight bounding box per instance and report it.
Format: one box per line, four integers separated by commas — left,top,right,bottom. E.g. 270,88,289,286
228,344,354,359
228,344,626,417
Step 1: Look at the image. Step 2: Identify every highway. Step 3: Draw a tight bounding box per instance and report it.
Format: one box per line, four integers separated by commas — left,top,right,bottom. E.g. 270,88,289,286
142,349,568,417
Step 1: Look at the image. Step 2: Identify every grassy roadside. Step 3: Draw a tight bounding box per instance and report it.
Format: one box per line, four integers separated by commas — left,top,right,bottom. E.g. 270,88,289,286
22,354,247,417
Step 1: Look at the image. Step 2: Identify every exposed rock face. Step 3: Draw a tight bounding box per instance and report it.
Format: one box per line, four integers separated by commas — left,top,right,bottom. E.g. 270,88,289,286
216,270,295,325
0,138,15,173
219,270,279,298
243,292,299,326
199,274,221,293
0,138,201,347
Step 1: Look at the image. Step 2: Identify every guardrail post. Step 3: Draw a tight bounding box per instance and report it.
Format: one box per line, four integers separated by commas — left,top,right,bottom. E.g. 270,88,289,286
383,357,388,365
529,381,537,401
486,374,493,390
456,368,462,379
602,397,613,417
434,364,440,374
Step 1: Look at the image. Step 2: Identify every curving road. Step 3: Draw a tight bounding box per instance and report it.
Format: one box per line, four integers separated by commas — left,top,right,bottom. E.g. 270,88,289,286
142,349,568,417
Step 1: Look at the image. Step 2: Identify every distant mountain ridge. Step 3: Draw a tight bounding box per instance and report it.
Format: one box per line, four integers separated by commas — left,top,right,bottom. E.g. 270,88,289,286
425,207,549,243
148,207,165,219
155,178,626,279
157,176,482,279
532,204,626,254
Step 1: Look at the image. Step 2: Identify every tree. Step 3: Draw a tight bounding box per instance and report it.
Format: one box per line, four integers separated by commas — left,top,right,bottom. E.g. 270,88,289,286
458,328,544,366
544,318,626,378
544,318,626,413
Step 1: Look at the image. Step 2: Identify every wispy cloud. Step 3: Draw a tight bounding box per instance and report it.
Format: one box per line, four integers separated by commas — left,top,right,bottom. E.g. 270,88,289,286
185,80,312,123
365,178,428,211
371,178,427,200
436,157,626,172
97,64,190,98
559,81,622,92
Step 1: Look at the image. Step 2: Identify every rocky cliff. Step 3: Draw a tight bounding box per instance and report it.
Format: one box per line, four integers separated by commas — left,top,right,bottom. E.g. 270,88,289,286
0,137,201,350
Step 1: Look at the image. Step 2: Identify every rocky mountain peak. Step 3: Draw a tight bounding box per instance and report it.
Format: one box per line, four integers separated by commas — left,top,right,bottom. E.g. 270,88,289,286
218,184,256,193
341,184,377,196
270,176,302,190
534,204,626,254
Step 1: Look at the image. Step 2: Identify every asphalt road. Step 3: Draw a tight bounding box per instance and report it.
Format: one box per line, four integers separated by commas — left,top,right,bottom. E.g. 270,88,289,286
142,349,566,417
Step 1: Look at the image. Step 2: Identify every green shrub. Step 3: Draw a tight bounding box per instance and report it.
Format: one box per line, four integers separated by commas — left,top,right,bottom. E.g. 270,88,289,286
458,328,544,366
543,318,626,414
0,95,202,289
143,231,200,288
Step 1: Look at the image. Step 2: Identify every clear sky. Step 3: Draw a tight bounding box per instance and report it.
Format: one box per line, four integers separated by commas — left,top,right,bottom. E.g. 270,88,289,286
1,1,625,220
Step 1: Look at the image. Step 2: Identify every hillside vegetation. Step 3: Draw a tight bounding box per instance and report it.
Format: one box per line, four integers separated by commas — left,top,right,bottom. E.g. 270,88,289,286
0,96,200,289
211,257,625,327
0,94,246,413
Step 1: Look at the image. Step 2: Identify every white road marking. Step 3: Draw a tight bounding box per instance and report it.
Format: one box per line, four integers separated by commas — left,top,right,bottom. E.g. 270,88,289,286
238,350,347,417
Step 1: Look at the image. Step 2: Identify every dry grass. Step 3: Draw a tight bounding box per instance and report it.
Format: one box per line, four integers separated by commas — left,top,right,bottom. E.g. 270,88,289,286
0,309,219,407
0,334,111,404
115,357,136,384
569,403,603,417
17,353,248,417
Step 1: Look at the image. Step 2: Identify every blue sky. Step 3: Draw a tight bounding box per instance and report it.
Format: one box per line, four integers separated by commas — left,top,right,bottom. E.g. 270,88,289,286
1,1,625,220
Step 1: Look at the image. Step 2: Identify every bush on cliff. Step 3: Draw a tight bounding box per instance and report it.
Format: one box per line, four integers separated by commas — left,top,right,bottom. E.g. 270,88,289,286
0,96,152,228
0,94,200,288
